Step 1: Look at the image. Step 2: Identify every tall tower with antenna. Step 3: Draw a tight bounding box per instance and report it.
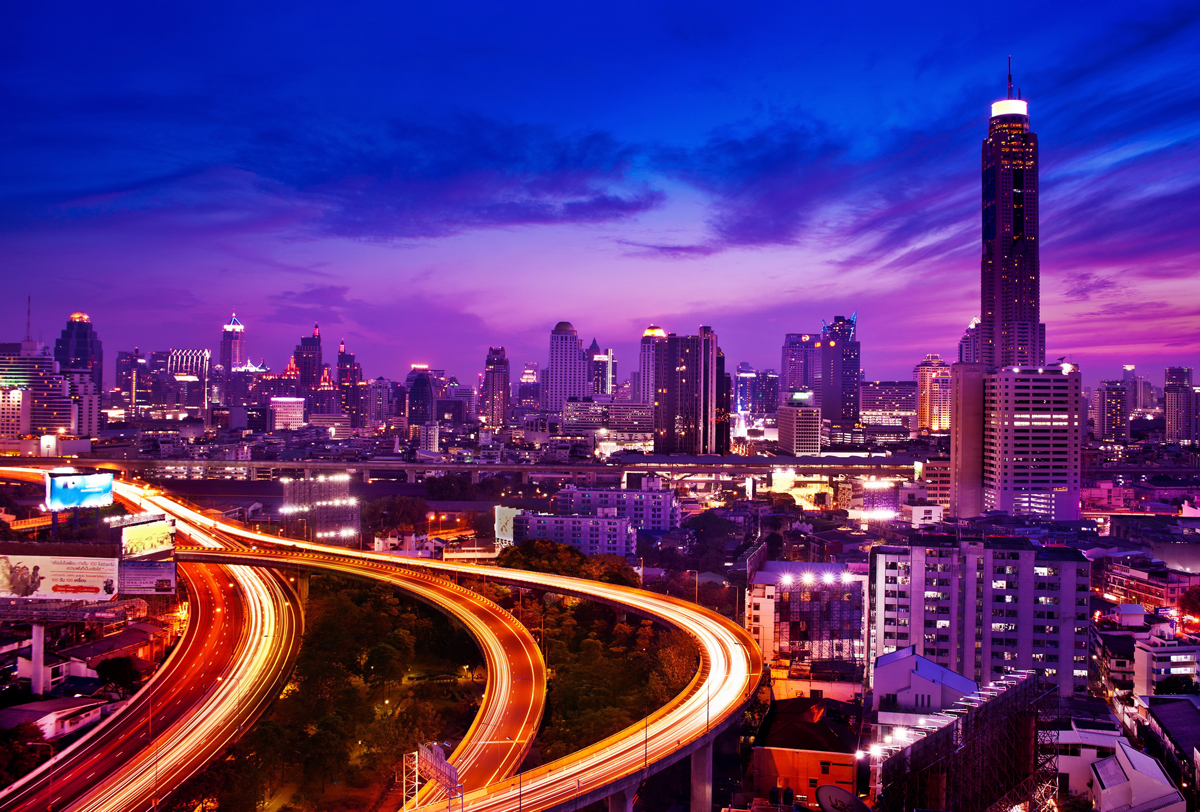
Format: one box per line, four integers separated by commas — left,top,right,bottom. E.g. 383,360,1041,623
979,57,1044,367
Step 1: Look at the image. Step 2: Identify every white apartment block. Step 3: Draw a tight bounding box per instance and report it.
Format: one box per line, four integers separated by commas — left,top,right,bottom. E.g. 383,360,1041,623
513,508,635,557
777,402,822,455
1133,630,1200,696
0,387,31,437
553,480,680,531
869,537,1091,697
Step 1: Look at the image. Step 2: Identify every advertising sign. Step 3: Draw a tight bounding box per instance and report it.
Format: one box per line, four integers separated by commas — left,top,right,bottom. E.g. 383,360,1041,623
493,506,519,547
121,520,175,560
45,472,114,511
0,555,119,601
119,561,177,594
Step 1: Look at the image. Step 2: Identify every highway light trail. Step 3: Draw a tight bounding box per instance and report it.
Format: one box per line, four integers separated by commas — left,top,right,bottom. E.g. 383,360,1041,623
169,503,763,812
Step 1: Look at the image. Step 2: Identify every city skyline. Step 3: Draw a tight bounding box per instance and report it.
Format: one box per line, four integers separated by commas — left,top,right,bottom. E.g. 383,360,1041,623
4,2,1199,385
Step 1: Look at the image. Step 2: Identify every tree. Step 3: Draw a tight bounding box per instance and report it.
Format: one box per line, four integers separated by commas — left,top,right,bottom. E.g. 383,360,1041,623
364,643,408,692
97,656,142,696
1179,586,1200,628
1155,675,1200,695
304,715,351,792
0,722,51,786
497,538,589,578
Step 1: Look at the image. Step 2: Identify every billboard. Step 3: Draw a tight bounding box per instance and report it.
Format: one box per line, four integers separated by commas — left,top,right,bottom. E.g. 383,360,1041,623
121,520,175,560
0,555,119,601
45,472,114,511
119,561,177,595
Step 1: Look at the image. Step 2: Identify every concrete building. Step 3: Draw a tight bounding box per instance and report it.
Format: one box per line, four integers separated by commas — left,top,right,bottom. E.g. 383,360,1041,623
951,363,1083,521
860,380,917,437
219,313,247,374
1089,740,1184,812
637,326,667,406
0,697,106,740
269,396,306,431
749,697,859,806
545,322,590,416
0,340,78,435
1095,557,1200,611
747,561,866,679
868,537,1091,696
512,508,635,557
914,354,951,433
53,312,103,394
1095,380,1132,443
553,477,680,530
777,390,821,456
917,457,951,511
418,422,439,453
0,386,31,436
1134,630,1200,696
781,333,821,398
871,646,977,744
481,347,510,428
958,317,981,363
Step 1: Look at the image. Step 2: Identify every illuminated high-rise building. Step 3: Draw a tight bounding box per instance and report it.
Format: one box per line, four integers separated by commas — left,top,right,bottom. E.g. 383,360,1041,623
637,325,667,405
545,322,589,416
1165,367,1196,445
914,353,952,433
481,347,510,428
53,312,103,393
293,324,323,398
652,326,722,455
220,313,247,372
957,317,981,363
516,362,540,410
336,340,364,428
587,338,616,396
1095,380,1131,443
781,333,820,396
979,63,1045,367
818,314,860,428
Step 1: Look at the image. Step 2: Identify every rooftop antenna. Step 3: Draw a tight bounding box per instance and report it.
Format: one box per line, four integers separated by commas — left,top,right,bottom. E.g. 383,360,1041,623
1007,55,1014,100
23,296,31,342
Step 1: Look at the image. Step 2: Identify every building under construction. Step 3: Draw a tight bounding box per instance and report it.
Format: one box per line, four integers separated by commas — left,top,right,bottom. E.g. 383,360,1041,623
875,670,1058,812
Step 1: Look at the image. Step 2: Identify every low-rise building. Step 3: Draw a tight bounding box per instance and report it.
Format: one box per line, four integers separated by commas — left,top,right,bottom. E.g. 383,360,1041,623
1134,630,1200,696
512,508,635,557
749,697,860,807
553,477,680,531
0,697,107,740
1089,739,1184,812
871,645,977,746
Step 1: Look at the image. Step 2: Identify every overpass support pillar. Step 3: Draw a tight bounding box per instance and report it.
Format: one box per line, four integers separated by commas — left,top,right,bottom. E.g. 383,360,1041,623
297,572,310,606
248,467,258,482
470,470,481,485
513,471,525,486
607,787,634,812
691,740,713,812
362,469,371,483
30,623,45,696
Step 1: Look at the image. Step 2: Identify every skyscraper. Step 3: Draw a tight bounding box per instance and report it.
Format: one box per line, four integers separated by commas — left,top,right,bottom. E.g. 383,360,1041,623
781,333,820,395
1165,367,1196,445
957,317,981,363
818,314,860,428
336,340,364,428
914,353,952,433
220,313,247,372
638,326,667,405
53,312,103,392
777,390,821,455
734,363,757,413
1095,380,1131,443
545,322,589,415
652,326,722,455
293,324,323,398
979,64,1045,367
587,339,616,396
516,362,540,410
481,347,510,428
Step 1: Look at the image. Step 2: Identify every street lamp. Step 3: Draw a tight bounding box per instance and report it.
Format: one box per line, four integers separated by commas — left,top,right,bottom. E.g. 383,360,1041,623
27,741,53,812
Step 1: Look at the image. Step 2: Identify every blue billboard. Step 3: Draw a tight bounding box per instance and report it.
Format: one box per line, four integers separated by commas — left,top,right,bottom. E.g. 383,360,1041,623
45,472,114,511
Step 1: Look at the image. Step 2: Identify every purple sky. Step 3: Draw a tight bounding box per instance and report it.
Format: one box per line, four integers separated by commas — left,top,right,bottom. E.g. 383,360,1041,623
3,1,1199,388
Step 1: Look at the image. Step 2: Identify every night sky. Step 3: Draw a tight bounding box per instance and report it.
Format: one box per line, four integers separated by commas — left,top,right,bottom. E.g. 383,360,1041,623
4,1,1199,388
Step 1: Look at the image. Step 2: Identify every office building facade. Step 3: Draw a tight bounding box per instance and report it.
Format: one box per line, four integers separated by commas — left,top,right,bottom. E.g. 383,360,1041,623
777,390,822,455
979,75,1045,367
1095,380,1131,443
914,354,952,433
781,333,820,396
652,326,722,455
512,509,635,557
951,364,1082,521
545,322,589,415
819,315,860,430
481,347,510,428
638,325,667,405
53,312,103,393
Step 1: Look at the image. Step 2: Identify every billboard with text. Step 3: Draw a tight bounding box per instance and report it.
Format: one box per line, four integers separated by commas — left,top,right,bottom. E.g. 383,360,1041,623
119,561,177,594
45,472,114,511
0,555,119,601
121,520,175,560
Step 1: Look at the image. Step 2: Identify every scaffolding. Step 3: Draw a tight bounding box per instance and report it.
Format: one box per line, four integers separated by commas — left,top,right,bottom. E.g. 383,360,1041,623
875,670,1058,812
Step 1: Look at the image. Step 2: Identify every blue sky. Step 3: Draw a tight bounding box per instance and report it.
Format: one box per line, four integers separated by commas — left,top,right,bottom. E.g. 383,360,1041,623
3,1,1198,386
